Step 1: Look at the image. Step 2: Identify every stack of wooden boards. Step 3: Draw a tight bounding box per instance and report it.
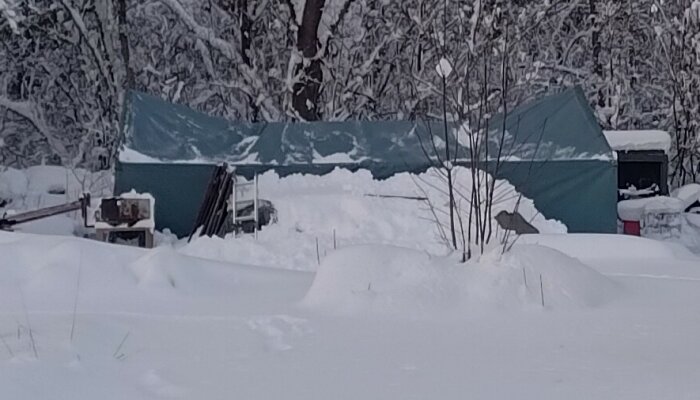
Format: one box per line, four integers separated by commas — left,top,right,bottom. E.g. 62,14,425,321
188,164,234,241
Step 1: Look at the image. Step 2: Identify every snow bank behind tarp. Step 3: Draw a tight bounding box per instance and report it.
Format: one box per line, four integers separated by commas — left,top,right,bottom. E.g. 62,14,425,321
178,167,566,271
301,244,617,316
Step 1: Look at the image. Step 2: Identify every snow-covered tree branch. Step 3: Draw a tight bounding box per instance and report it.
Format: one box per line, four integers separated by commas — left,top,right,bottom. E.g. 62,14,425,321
0,0,699,180
0,0,20,33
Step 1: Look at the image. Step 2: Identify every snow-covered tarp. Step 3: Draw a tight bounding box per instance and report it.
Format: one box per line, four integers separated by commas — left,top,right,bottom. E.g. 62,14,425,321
117,87,618,234
603,130,672,154
120,87,614,169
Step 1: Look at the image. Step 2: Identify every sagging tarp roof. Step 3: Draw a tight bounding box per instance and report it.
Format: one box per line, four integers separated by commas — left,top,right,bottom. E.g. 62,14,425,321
487,86,613,161
117,87,617,235
119,86,613,173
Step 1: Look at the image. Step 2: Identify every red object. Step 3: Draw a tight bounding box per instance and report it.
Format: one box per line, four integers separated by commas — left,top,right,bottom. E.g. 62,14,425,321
622,220,641,236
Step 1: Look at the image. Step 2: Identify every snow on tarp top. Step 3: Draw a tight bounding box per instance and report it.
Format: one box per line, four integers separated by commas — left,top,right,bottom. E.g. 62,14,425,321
119,86,614,169
603,130,672,154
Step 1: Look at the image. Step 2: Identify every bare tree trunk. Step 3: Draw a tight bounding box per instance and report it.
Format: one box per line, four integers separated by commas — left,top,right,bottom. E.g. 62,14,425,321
215,0,253,66
238,0,252,65
439,0,457,250
442,74,457,250
116,0,133,90
293,0,326,121
589,0,604,108
218,0,253,65
218,0,260,121
115,0,133,166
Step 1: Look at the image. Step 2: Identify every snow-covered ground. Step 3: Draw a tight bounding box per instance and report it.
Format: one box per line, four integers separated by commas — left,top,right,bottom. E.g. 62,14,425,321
2,166,700,399
1,231,700,399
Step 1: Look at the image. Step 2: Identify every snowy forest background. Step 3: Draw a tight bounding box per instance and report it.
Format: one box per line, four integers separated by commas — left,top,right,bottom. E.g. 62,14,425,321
1,0,700,185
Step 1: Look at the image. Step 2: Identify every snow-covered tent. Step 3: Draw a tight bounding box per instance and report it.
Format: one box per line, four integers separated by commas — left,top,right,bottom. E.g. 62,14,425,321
116,86,617,236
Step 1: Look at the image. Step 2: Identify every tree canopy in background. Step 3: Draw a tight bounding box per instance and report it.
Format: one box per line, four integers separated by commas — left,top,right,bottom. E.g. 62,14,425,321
0,0,699,184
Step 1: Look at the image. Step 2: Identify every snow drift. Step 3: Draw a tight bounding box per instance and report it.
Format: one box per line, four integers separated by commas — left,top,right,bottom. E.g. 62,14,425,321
493,245,618,308
518,234,695,261
0,231,306,317
301,245,459,316
302,243,617,316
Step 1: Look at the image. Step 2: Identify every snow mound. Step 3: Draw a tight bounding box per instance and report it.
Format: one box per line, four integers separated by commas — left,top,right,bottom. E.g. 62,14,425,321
0,231,276,316
0,231,145,313
126,247,238,295
301,245,460,315
492,245,618,309
302,244,617,316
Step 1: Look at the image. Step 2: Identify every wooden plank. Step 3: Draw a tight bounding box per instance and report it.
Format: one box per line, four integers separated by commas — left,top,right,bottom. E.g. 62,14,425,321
196,165,230,238
205,170,233,237
212,173,234,237
187,166,220,241
188,165,223,241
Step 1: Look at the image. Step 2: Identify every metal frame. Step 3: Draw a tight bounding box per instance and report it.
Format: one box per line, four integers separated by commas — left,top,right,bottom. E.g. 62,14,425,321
232,173,259,239
617,150,669,195
95,227,154,248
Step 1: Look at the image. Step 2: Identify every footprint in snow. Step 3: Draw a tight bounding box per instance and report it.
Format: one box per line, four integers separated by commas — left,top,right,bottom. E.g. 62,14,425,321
246,315,311,352
139,369,185,398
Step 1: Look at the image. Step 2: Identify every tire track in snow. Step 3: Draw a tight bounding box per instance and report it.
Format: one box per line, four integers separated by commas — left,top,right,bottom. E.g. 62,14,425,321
604,273,700,282
0,310,306,322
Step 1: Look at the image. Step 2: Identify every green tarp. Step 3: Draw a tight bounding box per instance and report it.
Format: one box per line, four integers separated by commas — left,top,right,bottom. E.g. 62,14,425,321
490,161,617,234
116,86,617,236
123,91,447,176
